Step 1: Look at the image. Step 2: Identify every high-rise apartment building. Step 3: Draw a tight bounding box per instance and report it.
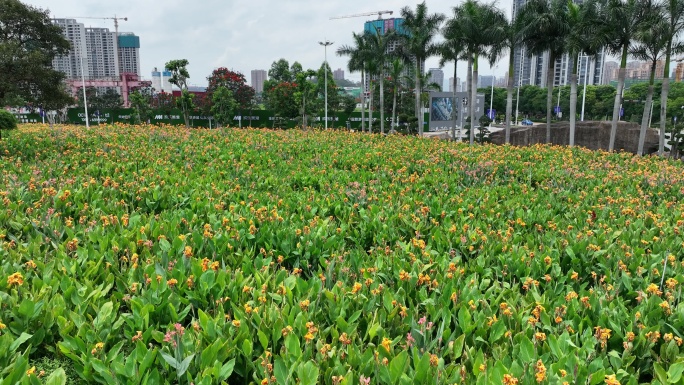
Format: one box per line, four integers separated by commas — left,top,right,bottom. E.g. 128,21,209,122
251,69,267,93
428,68,445,91
52,18,141,80
85,27,118,79
362,18,419,94
333,68,345,81
51,19,89,80
118,33,141,75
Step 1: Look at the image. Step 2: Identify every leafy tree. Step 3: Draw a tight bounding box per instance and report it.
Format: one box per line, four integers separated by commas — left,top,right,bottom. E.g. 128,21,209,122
266,82,298,128
152,91,177,124
165,59,191,127
211,86,238,127
519,0,571,143
206,68,255,110
293,69,318,129
0,0,72,109
340,93,357,115
267,59,293,83
0,110,18,140
129,88,153,124
400,2,446,136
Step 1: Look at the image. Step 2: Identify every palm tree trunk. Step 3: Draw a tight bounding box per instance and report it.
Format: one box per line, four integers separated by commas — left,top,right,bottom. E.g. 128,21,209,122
369,80,374,134
465,55,473,143
609,46,628,151
451,61,458,141
638,62,657,156
470,53,479,145
361,69,366,132
546,52,555,144
392,83,397,134
505,48,515,144
659,41,673,155
380,75,385,134
569,53,579,147
415,59,422,136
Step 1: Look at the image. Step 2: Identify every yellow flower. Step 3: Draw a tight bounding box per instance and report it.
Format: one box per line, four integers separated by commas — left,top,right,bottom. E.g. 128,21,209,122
604,374,621,385
7,272,24,287
26,366,36,376
503,374,519,385
381,337,392,352
232,320,241,327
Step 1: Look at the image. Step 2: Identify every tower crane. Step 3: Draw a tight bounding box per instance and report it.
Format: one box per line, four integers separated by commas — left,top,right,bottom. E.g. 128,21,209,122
330,10,393,20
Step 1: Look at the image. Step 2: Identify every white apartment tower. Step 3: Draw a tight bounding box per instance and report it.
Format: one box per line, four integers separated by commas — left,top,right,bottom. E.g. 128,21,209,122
52,19,141,80
51,19,90,80
85,27,119,79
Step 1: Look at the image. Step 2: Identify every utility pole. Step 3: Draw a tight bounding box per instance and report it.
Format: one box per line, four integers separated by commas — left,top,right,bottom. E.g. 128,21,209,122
581,55,589,121
319,40,333,129
80,55,90,128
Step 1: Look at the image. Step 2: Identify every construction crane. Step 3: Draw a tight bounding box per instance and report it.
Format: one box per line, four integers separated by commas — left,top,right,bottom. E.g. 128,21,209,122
65,16,128,74
67,15,128,35
330,10,393,20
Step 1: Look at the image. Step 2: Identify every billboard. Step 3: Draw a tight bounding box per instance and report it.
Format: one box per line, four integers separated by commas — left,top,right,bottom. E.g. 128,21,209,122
428,92,485,133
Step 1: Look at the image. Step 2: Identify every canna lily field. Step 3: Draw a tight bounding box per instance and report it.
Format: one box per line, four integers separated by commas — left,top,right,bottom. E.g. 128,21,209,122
1,124,684,385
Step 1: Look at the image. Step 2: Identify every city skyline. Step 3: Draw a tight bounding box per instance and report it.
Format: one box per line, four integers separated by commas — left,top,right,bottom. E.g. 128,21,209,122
28,0,516,88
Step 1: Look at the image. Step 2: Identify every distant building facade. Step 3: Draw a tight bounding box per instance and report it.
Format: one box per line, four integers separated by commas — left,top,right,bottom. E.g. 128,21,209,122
52,18,141,81
333,68,345,80
251,69,267,93
118,33,141,75
428,68,445,91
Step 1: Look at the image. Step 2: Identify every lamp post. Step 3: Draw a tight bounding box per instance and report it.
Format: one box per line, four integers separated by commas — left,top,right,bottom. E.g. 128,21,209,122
80,54,90,128
581,55,589,121
319,40,333,129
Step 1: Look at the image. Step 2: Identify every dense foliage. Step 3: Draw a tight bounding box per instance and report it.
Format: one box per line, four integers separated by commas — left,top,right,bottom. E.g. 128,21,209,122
0,110,18,139
0,0,72,109
1,125,684,385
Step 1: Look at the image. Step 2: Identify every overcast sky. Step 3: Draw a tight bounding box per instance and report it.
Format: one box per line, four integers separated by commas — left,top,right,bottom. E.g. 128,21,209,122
29,0,515,89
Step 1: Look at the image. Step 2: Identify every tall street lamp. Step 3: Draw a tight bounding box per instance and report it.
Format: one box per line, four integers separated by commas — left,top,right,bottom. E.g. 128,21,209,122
319,40,333,129
80,53,90,128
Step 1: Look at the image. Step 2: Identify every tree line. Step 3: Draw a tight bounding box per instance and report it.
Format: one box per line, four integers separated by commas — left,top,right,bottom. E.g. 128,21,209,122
335,0,684,156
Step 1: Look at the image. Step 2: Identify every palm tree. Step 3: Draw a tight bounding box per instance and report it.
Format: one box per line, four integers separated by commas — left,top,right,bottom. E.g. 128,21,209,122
603,0,651,151
658,0,684,155
337,32,370,132
518,0,570,143
564,0,604,147
438,28,466,141
631,7,670,155
486,6,520,144
388,58,405,134
451,0,504,145
365,29,398,134
400,2,446,136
